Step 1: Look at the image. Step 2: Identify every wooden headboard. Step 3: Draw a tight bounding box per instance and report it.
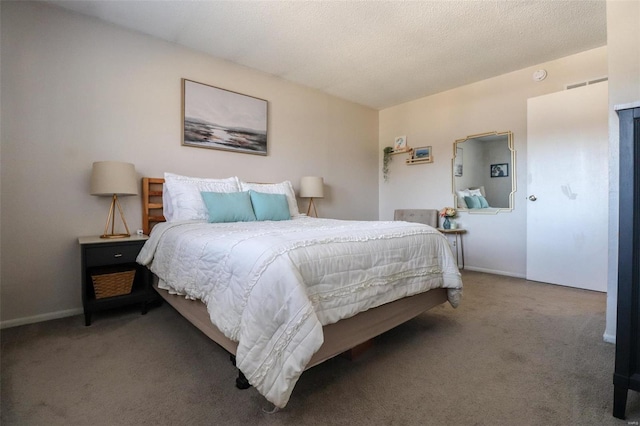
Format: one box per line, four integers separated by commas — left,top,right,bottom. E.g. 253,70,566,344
142,177,166,235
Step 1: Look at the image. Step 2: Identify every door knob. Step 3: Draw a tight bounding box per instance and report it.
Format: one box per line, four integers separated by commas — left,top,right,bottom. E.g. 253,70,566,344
528,195,537,201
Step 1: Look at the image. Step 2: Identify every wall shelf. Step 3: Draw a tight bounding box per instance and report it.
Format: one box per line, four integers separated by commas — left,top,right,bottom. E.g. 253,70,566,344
406,158,433,165
386,147,433,166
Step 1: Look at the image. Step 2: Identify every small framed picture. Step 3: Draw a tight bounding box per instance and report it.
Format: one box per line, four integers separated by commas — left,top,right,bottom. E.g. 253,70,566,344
490,163,509,177
412,146,432,162
394,135,407,151
454,147,463,177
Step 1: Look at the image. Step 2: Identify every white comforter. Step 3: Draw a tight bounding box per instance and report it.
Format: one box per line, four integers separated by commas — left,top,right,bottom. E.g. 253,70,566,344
137,217,462,408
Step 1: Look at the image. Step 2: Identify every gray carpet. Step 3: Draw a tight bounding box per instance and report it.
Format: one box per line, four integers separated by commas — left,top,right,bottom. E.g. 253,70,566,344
2,271,638,425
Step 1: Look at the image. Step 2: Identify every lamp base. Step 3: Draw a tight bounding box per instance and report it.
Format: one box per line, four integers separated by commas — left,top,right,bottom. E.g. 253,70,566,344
306,198,319,218
100,194,132,239
100,233,131,239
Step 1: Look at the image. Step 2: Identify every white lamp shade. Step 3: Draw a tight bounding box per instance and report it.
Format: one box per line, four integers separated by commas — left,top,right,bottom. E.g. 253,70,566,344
90,161,138,196
300,176,324,198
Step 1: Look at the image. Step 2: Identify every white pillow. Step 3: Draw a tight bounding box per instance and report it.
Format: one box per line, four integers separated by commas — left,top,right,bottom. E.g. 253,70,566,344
162,184,174,222
240,181,300,217
468,188,483,197
470,186,487,197
456,189,471,208
164,172,241,222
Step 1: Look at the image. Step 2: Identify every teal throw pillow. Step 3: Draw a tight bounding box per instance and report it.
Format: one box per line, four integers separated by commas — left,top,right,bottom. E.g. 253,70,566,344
464,195,482,209
477,195,490,208
249,190,291,221
201,191,256,223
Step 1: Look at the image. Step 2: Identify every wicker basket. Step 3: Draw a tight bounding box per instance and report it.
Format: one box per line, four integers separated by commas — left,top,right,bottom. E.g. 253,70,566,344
91,269,135,299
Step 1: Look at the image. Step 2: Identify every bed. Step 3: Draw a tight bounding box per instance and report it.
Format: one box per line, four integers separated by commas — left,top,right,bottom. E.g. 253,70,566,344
137,174,463,408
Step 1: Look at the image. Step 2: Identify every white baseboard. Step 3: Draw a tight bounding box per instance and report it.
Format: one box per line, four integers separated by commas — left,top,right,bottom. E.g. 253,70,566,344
1,308,83,329
462,266,526,279
602,332,616,344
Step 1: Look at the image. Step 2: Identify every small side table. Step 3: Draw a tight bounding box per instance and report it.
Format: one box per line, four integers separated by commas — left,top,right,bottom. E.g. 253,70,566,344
79,235,152,326
437,228,467,269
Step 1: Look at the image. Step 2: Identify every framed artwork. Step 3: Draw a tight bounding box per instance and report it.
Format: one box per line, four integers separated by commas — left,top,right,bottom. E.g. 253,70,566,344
490,163,509,177
182,79,268,156
454,147,463,176
394,135,408,151
412,146,432,162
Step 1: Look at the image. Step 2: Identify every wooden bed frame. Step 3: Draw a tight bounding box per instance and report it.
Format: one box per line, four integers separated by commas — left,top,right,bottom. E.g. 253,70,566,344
141,177,449,387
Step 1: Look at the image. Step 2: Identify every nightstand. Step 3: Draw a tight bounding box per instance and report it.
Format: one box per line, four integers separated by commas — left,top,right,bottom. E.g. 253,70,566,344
437,228,467,269
79,235,152,326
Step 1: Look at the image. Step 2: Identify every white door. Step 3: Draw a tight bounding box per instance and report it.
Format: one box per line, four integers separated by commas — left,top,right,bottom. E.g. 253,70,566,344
526,82,608,292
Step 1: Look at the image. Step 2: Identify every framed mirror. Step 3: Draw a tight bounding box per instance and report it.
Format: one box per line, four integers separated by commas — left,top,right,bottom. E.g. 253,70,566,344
452,131,516,213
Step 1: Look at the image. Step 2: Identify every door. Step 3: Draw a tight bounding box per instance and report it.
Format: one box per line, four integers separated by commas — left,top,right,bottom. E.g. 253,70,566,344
526,82,608,292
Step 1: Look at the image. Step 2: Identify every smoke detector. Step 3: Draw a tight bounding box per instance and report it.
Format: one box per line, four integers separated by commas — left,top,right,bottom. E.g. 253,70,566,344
533,69,547,82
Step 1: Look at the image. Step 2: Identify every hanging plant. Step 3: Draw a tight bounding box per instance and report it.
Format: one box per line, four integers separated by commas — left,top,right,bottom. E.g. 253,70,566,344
383,146,394,182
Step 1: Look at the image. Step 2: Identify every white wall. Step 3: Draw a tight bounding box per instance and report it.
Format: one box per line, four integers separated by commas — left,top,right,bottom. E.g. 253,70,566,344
379,47,608,277
604,0,640,343
0,2,379,326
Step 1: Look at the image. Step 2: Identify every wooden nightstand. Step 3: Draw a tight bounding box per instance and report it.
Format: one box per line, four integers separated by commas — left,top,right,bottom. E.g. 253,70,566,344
437,228,467,269
79,235,152,326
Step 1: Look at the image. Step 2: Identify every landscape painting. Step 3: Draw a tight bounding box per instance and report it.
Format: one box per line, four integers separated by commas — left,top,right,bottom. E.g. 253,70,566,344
182,79,267,155
412,146,432,162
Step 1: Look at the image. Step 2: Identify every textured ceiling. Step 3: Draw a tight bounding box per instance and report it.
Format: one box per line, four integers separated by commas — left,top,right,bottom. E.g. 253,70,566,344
47,1,607,110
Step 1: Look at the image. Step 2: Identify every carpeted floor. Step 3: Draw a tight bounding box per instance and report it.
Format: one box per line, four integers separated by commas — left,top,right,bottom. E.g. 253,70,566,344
1,270,638,425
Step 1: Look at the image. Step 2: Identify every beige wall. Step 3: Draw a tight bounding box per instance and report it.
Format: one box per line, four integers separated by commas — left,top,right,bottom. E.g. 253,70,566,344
604,0,640,343
379,47,608,277
0,2,378,325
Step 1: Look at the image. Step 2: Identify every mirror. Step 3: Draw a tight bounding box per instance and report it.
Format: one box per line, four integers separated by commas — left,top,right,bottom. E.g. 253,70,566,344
452,131,516,213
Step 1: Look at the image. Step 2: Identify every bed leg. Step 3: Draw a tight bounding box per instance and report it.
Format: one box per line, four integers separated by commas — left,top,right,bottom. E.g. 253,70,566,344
236,370,251,389
230,354,252,390
340,339,374,360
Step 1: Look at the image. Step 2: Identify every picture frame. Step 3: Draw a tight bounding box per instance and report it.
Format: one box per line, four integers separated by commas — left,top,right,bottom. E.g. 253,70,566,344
182,79,268,156
412,145,432,162
490,163,509,177
454,146,463,176
394,135,408,151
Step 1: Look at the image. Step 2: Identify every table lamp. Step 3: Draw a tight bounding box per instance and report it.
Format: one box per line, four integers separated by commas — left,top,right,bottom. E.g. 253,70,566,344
90,161,138,238
300,176,324,217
